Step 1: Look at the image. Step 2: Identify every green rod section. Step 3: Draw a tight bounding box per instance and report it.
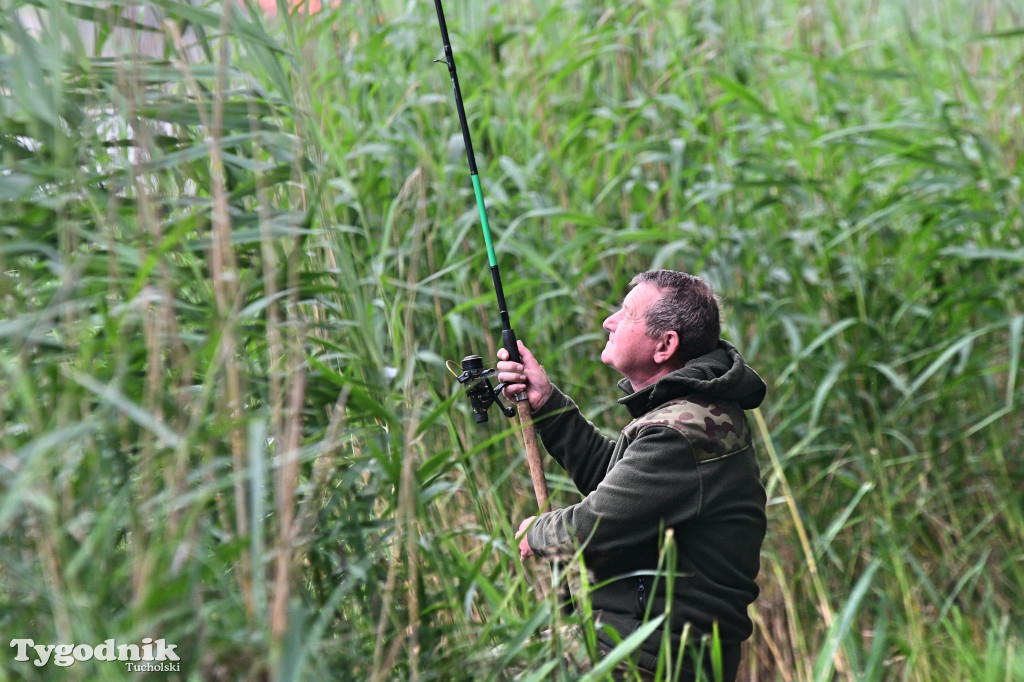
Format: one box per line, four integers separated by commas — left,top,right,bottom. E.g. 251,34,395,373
471,174,497,267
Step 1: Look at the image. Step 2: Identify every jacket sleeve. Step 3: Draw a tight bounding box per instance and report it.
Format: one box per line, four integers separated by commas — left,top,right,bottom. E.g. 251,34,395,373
532,385,617,495
527,425,702,563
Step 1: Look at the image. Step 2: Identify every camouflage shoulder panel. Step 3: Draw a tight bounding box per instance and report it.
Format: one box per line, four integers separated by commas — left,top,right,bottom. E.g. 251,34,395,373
623,395,753,463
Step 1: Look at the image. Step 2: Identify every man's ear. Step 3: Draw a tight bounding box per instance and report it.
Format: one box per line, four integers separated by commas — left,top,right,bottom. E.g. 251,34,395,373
653,330,680,365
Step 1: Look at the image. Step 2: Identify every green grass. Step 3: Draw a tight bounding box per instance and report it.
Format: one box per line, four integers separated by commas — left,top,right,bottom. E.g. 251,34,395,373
1,0,1022,680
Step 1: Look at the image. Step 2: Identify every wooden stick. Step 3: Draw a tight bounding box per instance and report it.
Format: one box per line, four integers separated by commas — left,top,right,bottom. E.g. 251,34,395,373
516,398,549,510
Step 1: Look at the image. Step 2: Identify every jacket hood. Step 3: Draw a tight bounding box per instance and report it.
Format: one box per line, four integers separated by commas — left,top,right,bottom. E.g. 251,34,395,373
618,340,767,417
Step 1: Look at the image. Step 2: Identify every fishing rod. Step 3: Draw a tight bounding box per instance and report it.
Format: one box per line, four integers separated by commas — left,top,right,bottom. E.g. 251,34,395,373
432,0,549,511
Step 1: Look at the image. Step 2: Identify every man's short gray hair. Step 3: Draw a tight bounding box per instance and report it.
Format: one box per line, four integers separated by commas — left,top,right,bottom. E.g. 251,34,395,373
629,270,721,362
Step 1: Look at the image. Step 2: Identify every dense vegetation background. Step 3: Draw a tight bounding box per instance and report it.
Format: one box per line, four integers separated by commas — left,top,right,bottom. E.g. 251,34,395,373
1,0,1022,680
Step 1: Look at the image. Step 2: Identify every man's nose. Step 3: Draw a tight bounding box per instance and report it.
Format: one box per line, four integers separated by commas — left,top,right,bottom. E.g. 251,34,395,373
603,310,620,331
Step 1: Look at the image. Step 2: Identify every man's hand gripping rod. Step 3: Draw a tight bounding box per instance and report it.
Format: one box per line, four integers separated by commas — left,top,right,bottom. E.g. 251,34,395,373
433,0,549,510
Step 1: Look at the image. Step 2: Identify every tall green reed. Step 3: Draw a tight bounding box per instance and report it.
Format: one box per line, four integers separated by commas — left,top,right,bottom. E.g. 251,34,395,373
0,1,386,678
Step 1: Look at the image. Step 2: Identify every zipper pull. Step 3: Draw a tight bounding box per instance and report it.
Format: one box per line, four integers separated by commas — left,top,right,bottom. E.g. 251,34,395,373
637,577,646,611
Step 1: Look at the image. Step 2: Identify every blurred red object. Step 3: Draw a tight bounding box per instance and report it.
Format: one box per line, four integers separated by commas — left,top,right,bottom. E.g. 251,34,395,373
255,0,324,15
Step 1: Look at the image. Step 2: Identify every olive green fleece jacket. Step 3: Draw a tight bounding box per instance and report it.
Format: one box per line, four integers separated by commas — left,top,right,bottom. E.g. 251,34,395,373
525,340,767,676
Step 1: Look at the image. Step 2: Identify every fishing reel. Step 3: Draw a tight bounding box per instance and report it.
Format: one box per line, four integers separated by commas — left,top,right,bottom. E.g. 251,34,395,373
451,355,516,423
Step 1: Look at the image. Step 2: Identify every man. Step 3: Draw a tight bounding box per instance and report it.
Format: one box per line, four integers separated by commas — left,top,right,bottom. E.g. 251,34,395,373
496,270,767,681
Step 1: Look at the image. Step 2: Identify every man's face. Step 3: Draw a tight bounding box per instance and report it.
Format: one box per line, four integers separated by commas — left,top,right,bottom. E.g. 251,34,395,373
600,282,663,385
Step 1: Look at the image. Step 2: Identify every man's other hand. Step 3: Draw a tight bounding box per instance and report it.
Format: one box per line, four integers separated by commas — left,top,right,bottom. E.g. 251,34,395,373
516,516,536,560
